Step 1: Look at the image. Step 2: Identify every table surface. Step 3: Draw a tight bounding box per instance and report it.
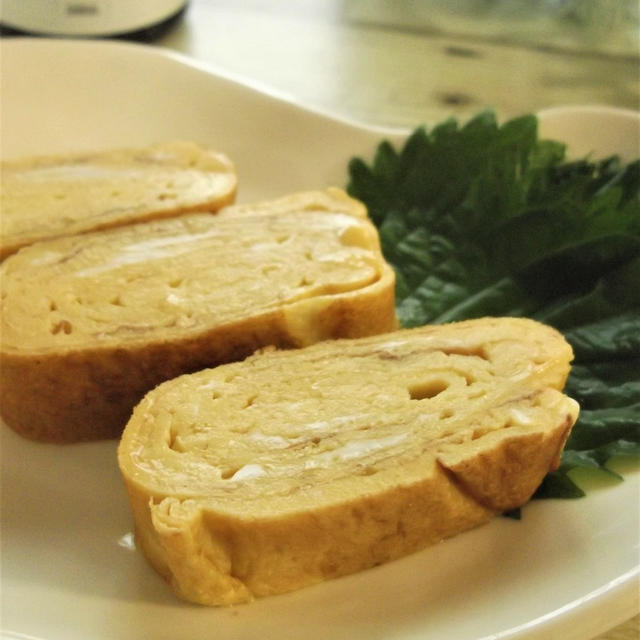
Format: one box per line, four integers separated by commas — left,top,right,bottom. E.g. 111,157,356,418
156,0,639,129
165,5,640,637
158,5,639,639
4,1,638,638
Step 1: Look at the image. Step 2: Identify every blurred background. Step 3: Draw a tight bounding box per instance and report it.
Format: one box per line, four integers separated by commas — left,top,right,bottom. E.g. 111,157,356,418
1,0,638,129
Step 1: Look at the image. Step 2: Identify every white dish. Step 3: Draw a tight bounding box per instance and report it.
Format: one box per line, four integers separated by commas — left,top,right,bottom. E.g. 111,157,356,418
1,38,638,640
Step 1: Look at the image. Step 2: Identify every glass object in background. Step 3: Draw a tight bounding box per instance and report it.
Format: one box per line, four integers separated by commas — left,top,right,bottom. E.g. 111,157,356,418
345,0,640,57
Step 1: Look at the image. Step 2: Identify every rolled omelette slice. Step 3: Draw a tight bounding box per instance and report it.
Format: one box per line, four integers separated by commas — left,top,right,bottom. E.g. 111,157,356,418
118,316,579,606
0,188,396,442
0,140,237,259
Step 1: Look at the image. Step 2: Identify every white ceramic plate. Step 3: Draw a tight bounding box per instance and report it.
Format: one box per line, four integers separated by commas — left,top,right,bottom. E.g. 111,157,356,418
1,38,638,640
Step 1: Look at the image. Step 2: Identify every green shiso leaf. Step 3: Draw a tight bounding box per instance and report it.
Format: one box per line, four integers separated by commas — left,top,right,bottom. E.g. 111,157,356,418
347,109,640,499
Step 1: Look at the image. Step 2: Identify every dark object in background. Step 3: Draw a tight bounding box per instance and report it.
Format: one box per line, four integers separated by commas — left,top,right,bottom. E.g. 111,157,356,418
0,1,188,41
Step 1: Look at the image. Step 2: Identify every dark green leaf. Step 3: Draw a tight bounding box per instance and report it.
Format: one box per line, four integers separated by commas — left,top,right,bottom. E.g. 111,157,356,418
347,110,640,500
